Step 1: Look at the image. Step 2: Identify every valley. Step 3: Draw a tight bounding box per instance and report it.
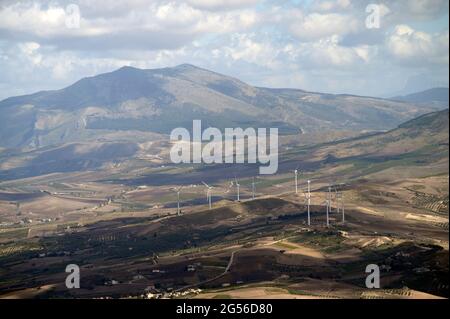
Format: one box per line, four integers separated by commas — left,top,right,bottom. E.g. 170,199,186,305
0,107,448,299
0,0,448,305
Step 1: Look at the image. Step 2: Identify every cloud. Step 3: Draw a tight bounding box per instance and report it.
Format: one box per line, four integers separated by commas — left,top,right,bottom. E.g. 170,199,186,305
386,25,449,65
292,36,373,68
0,0,447,99
0,1,259,51
312,0,352,12
404,0,449,20
186,0,259,11
223,34,281,69
370,0,449,24
289,12,361,41
0,3,67,37
213,32,373,75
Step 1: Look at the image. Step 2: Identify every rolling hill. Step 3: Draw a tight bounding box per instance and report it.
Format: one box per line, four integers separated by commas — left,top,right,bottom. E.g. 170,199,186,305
393,87,449,106
307,109,449,179
0,64,444,150
0,107,447,182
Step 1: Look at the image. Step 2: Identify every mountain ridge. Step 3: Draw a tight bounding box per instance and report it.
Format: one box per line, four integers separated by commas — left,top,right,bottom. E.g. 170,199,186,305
0,64,446,149
0,109,447,182
392,87,449,105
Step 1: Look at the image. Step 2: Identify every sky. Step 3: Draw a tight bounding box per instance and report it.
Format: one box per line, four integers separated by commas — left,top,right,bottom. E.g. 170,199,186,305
0,0,448,100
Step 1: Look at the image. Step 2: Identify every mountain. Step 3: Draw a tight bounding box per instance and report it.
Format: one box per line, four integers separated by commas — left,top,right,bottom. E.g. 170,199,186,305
392,88,449,106
0,64,445,149
0,105,447,182
308,109,449,179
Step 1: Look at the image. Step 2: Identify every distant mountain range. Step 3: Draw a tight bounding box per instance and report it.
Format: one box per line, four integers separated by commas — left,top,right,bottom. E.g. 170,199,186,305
0,108,447,182
392,87,449,105
293,108,449,181
319,109,449,159
0,64,447,149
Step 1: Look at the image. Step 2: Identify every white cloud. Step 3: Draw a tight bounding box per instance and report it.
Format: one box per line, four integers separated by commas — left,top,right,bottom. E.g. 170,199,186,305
0,1,259,50
295,36,373,68
0,0,447,99
312,0,352,12
18,41,42,66
186,0,259,11
373,0,449,25
405,0,449,19
224,34,280,69
387,25,449,65
0,3,67,36
290,13,360,41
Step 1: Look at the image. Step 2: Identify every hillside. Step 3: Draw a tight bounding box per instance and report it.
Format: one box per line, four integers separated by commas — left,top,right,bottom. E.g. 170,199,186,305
0,108,447,182
307,109,449,179
0,64,443,149
393,88,449,106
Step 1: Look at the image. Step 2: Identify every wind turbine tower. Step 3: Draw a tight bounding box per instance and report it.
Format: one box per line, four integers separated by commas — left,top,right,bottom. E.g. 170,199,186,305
307,180,311,226
202,182,213,210
326,186,332,227
338,185,345,224
234,177,240,202
172,186,183,216
335,186,340,215
294,169,299,194
251,177,257,200
342,195,345,223
328,185,333,214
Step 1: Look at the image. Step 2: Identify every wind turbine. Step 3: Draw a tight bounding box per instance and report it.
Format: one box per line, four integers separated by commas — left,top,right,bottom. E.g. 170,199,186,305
307,180,311,226
342,193,345,224
333,185,340,215
202,182,213,210
172,186,184,216
233,176,241,202
334,184,345,224
320,198,330,227
251,177,260,200
326,186,333,227
294,167,300,194
328,184,333,214
326,198,330,227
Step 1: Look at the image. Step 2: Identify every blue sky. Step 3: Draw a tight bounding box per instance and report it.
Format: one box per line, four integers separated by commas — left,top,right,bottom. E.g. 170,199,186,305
0,0,448,100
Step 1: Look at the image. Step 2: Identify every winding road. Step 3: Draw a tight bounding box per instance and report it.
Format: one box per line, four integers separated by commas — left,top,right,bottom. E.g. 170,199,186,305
174,249,238,293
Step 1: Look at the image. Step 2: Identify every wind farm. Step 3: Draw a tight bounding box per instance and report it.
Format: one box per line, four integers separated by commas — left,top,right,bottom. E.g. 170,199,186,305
0,106,447,300
0,0,448,303
0,63,447,300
